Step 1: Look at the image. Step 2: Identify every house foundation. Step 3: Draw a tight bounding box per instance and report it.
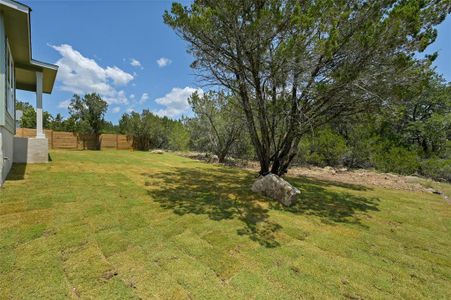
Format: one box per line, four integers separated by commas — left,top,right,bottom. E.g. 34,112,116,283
0,127,13,186
13,137,48,164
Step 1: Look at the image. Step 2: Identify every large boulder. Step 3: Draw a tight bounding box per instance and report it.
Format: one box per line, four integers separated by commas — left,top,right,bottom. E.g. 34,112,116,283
251,173,300,206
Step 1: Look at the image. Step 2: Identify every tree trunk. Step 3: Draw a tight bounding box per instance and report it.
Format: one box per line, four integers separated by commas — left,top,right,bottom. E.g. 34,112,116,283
96,133,101,150
218,152,226,163
270,136,301,176
235,73,271,175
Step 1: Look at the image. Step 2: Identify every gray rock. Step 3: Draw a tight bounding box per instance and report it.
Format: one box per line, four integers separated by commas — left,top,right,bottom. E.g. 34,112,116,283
209,155,219,163
150,149,164,154
324,166,336,174
425,187,443,195
251,173,300,206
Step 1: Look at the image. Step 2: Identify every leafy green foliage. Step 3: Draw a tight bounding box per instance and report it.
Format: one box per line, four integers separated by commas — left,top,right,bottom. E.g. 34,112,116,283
373,73,451,158
186,91,245,162
101,121,120,134
119,110,189,151
168,121,190,151
164,0,450,175
371,144,420,175
294,72,450,180
298,128,348,167
16,101,52,129
16,97,118,134
68,93,108,136
420,157,451,181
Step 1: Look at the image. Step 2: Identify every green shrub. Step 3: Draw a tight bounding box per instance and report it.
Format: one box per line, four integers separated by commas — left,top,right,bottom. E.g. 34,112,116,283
298,128,348,167
371,145,420,175
342,125,374,168
420,158,451,182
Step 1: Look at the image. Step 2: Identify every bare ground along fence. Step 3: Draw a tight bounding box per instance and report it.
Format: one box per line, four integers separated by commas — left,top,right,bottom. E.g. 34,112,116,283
15,128,134,150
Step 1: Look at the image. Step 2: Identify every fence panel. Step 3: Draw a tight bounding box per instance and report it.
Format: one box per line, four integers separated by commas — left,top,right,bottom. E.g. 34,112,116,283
52,131,78,150
16,128,133,151
77,135,97,150
117,135,134,150
100,134,117,150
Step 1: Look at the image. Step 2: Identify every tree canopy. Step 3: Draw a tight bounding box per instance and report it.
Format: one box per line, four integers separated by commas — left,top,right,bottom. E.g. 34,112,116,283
16,101,52,129
164,0,450,175
119,110,189,151
68,93,108,137
187,91,245,162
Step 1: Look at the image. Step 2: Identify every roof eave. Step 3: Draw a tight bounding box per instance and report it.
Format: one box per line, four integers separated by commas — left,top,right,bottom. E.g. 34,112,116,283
0,0,30,13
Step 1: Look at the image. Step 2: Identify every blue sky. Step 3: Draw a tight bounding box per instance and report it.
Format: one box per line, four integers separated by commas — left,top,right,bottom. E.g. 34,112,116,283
17,1,451,124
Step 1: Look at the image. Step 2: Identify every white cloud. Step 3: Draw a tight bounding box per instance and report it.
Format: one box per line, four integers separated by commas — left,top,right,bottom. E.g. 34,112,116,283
139,93,149,104
58,99,71,109
156,57,172,68
105,66,134,85
112,106,121,113
51,44,134,105
130,58,143,69
130,94,135,100
115,90,129,105
154,86,203,118
126,107,136,114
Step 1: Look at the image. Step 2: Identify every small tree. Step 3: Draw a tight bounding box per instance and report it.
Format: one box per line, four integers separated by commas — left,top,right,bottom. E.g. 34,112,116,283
119,111,154,150
168,121,190,151
51,113,64,131
69,93,108,149
188,91,244,162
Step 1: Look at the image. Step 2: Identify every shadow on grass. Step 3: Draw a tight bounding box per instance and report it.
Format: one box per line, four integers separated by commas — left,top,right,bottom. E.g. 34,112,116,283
144,167,379,248
6,163,27,181
273,176,379,226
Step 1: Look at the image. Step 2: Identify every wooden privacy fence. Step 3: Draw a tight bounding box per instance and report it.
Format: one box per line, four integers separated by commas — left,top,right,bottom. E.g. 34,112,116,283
15,128,134,150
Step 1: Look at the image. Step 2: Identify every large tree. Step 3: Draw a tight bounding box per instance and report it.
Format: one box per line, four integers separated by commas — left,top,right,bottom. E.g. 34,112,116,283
188,91,245,162
69,93,108,149
164,0,450,176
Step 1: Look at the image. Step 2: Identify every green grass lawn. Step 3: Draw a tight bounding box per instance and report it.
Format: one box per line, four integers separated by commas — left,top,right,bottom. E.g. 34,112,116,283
0,150,450,299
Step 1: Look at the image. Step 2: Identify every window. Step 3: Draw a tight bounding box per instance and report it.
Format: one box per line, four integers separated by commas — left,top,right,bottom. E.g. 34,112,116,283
6,38,15,116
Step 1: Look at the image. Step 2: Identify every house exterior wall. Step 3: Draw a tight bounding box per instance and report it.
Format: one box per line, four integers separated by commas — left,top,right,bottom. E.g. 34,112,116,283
0,12,6,185
0,12,6,128
0,12,15,186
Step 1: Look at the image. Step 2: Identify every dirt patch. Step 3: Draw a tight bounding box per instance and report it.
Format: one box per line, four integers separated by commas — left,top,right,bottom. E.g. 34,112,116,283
177,152,449,196
287,166,428,192
285,167,450,202
101,270,118,281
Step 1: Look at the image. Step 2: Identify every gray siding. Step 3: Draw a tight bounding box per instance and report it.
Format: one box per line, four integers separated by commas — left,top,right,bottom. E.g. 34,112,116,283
0,12,5,128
